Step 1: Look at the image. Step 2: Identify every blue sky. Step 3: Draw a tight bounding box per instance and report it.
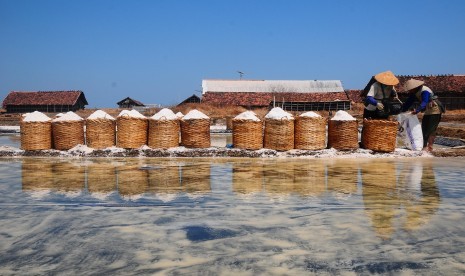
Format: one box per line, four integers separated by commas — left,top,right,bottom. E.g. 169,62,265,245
1,0,465,108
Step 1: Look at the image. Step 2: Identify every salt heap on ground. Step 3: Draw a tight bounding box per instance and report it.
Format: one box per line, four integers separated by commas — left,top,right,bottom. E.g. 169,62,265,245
118,109,146,119
52,111,83,122
151,108,178,120
300,111,321,118
22,111,51,122
183,109,209,120
331,110,356,121
234,111,261,121
265,107,293,120
175,112,184,118
88,110,115,120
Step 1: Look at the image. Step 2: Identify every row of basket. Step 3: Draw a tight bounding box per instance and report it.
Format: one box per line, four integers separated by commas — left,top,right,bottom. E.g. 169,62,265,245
20,115,398,153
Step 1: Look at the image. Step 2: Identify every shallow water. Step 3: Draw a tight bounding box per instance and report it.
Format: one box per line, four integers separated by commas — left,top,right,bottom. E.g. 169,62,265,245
1,157,465,274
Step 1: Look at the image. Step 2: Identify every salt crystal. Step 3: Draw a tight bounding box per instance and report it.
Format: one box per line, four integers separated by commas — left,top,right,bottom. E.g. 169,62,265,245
300,111,321,118
234,111,261,121
265,107,294,120
118,109,146,119
331,110,356,121
182,109,209,120
23,111,51,122
151,108,178,120
52,111,83,122
175,112,184,118
88,110,115,120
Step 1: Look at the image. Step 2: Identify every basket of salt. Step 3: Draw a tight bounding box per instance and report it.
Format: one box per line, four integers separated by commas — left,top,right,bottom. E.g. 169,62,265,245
294,111,327,150
52,111,85,150
148,108,180,149
180,109,210,148
232,111,263,150
361,119,398,152
327,110,358,150
20,111,52,150
116,109,148,149
86,110,116,149
264,107,294,151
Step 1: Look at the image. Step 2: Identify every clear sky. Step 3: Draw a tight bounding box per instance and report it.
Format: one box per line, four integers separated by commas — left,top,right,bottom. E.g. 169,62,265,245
1,0,465,108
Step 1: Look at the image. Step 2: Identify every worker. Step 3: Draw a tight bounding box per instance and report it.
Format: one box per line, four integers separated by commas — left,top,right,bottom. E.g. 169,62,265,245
363,71,400,119
402,79,445,152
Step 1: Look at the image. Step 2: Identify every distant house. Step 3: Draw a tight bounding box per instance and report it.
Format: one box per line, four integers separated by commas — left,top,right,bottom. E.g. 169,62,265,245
117,97,145,109
177,94,201,106
2,90,88,113
201,79,350,111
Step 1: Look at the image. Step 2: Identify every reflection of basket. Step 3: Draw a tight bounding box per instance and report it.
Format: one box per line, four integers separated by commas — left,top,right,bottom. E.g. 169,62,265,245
327,160,358,194
180,119,210,148
87,162,117,193
22,160,54,190
362,119,398,152
52,162,85,191
263,162,295,194
293,162,326,196
328,120,359,150
294,116,327,150
118,166,149,196
264,118,294,151
180,163,211,193
148,165,181,193
86,119,116,149
20,121,52,150
232,119,263,150
361,160,397,188
232,162,264,194
148,119,180,149
52,121,85,150
117,116,148,149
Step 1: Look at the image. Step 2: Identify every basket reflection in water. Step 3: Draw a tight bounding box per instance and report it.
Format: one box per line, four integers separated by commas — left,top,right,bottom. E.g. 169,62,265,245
326,159,358,194
87,162,117,194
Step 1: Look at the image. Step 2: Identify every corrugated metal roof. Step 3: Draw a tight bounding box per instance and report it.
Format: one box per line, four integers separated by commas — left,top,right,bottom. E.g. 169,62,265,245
202,80,344,94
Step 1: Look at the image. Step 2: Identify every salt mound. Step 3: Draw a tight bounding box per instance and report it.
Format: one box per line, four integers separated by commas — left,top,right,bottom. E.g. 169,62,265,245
265,107,293,120
22,111,51,122
88,110,115,120
151,108,178,120
56,113,64,118
331,110,356,121
176,112,184,118
183,109,209,120
300,111,321,118
118,109,146,119
52,111,83,122
234,111,260,121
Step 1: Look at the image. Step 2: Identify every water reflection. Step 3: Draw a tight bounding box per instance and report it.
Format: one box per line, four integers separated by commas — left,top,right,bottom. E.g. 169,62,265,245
20,158,440,238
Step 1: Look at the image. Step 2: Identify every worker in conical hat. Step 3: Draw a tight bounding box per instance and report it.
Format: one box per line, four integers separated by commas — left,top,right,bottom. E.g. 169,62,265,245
363,71,400,119
401,78,445,152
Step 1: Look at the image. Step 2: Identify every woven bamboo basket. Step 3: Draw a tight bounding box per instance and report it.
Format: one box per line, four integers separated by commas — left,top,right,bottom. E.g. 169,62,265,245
180,118,210,148
148,119,180,149
264,118,294,151
232,119,263,150
361,119,398,152
117,166,149,196
52,120,85,150
116,116,148,149
86,118,116,149
294,116,327,150
21,159,54,190
327,120,359,150
87,162,117,193
20,121,52,150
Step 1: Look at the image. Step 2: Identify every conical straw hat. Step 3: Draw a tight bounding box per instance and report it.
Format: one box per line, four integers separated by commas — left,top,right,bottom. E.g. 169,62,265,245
374,71,399,86
404,79,425,92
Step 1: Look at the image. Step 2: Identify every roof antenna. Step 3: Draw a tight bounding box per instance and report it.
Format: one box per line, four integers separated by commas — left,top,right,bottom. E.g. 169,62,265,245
237,71,244,80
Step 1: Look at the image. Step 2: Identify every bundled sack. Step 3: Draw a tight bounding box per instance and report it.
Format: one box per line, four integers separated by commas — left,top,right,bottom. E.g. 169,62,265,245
397,113,423,151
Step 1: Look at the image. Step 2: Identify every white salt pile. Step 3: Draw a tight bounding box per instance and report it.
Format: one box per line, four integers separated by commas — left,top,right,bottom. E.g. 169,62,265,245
52,111,83,122
118,109,146,119
265,107,294,120
176,112,184,118
22,111,51,122
183,109,209,120
234,111,261,121
88,110,115,120
55,113,64,118
331,110,356,121
300,111,321,118
151,108,178,120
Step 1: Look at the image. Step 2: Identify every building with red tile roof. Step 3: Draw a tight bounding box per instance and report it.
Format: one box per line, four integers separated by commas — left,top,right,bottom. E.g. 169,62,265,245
2,90,88,113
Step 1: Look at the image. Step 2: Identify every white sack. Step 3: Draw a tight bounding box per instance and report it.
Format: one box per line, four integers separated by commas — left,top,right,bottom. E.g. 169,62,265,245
397,113,423,151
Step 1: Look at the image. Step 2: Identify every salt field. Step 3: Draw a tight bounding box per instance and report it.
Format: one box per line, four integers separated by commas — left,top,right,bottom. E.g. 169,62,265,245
1,156,465,274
